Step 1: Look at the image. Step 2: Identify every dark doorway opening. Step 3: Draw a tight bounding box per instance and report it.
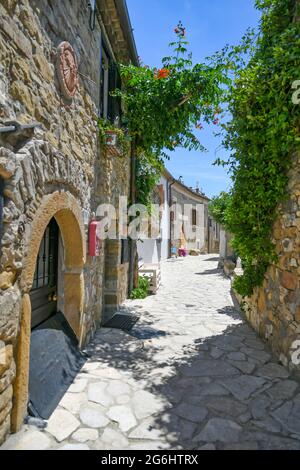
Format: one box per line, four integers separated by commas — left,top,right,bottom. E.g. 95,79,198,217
28,217,85,420
30,217,59,329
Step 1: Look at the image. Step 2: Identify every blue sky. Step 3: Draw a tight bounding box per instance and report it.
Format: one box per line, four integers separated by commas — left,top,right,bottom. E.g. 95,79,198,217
126,0,261,198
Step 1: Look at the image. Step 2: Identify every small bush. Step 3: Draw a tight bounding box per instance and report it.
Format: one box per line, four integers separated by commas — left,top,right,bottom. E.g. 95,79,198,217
130,276,150,299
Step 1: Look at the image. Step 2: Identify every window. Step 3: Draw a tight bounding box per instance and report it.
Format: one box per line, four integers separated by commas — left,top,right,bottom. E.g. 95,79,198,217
192,208,197,226
100,43,122,124
100,46,109,119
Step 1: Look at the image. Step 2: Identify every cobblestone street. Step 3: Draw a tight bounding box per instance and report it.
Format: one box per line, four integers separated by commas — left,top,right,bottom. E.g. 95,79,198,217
2,255,300,450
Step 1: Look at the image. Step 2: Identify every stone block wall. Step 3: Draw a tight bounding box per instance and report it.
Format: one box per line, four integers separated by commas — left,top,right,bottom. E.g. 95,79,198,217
237,153,300,369
0,0,133,442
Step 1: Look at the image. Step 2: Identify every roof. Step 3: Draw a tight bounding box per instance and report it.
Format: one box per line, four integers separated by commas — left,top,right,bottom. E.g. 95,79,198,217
97,0,139,66
163,168,211,202
115,0,139,65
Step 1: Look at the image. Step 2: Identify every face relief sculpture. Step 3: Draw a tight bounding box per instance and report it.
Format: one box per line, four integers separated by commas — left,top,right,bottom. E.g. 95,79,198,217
57,41,78,99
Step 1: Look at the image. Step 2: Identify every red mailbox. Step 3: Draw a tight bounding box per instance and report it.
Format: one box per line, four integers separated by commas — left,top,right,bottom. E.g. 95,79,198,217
89,220,101,256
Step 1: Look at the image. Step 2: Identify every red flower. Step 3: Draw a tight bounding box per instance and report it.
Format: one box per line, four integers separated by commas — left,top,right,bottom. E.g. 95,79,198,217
174,23,186,37
156,68,170,79
213,118,220,125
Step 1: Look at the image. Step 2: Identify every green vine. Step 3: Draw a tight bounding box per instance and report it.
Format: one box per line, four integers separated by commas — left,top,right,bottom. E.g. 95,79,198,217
135,151,163,209
216,0,300,297
208,192,231,226
113,23,228,206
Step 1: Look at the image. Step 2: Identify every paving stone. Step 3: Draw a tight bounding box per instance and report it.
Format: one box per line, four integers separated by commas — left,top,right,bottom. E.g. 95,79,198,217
81,362,100,372
221,376,266,401
222,442,259,450
175,417,198,441
131,390,165,420
244,338,265,350
1,429,51,450
249,396,270,419
198,443,216,450
204,396,247,417
88,382,113,407
251,417,282,433
68,379,88,393
80,403,110,428
59,392,86,415
227,360,256,375
212,336,244,351
100,427,129,448
241,347,271,364
173,403,208,423
271,394,300,436
128,441,170,450
107,405,137,432
244,432,300,450
90,367,123,380
238,412,252,424
128,418,164,440
181,359,239,377
72,428,99,443
199,382,230,396
106,380,131,397
116,394,131,405
195,418,242,443
210,347,224,359
266,380,299,401
227,352,246,361
256,363,290,379
47,409,80,442
59,443,90,450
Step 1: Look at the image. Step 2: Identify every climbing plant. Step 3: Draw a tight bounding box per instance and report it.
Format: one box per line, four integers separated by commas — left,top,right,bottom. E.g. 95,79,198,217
216,0,300,297
113,22,229,206
208,192,231,226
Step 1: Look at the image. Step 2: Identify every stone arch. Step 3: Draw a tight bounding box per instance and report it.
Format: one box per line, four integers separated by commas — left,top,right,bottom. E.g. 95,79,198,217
11,191,86,432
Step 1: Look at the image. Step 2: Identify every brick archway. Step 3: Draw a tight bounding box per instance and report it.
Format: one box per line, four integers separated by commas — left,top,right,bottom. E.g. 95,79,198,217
11,191,86,432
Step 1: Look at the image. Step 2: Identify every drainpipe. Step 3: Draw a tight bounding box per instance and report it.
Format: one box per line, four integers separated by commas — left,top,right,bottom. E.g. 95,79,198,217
168,179,175,257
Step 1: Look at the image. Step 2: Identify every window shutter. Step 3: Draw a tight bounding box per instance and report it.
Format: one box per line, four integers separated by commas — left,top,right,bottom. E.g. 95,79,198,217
108,62,122,124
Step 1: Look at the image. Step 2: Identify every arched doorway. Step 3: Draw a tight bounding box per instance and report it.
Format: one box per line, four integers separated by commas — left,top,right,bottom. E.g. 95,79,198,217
11,191,86,432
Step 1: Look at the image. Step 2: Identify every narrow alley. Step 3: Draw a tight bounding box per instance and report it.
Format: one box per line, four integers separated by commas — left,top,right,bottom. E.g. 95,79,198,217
2,255,300,451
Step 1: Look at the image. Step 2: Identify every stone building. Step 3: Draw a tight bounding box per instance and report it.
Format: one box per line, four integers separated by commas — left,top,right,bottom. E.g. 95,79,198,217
137,173,170,266
137,169,220,268
0,0,138,443
166,170,218,255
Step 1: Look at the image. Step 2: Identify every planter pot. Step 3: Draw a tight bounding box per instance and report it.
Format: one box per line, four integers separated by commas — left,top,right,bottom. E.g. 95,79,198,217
104,130,122,156
105,130,118,147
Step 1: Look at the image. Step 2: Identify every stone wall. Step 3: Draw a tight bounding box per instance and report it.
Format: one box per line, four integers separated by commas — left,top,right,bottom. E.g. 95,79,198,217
235,153,300,369
0,0,133,443
98,147,131,323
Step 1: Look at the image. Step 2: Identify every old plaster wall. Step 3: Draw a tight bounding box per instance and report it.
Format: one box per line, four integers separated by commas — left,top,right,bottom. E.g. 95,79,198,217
0,0,133,442
171,185,209,254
